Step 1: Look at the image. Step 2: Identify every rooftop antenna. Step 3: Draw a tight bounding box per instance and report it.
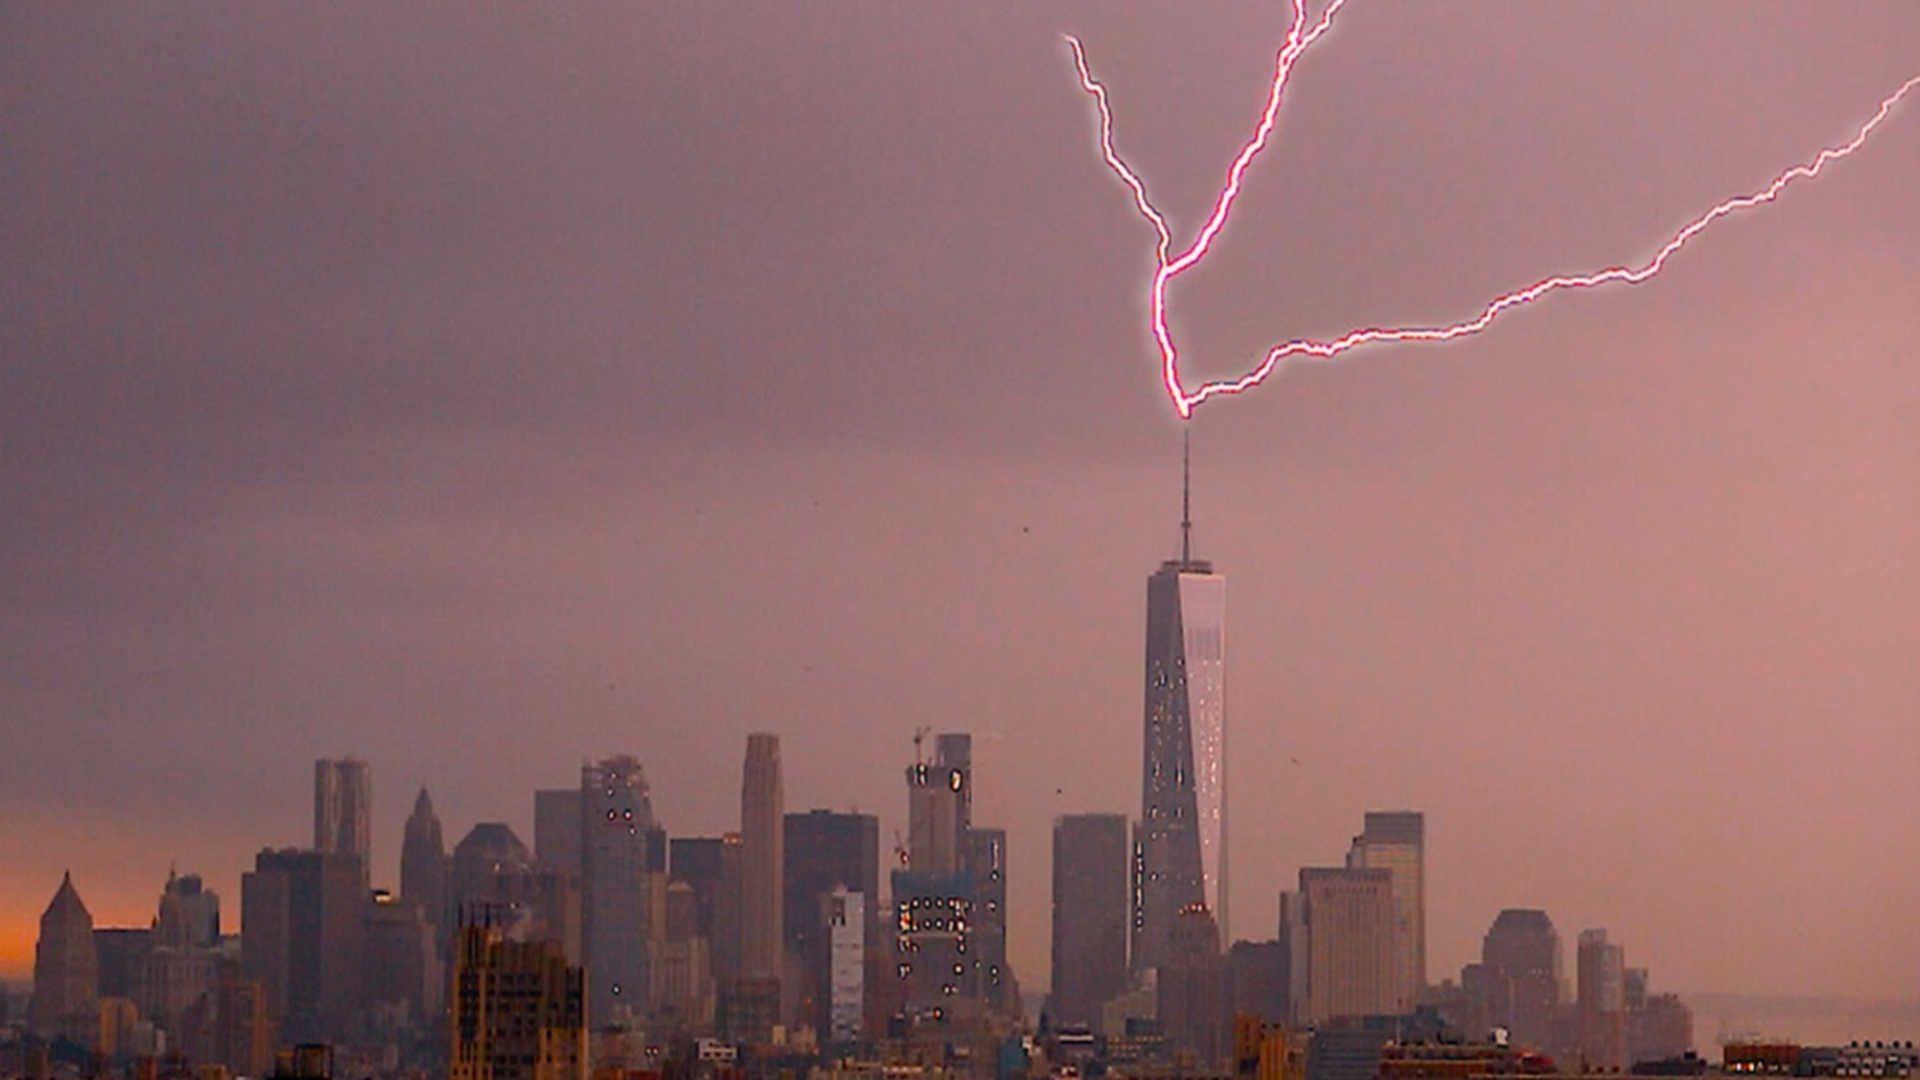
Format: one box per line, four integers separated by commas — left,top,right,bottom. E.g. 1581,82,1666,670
1180,424,1193,563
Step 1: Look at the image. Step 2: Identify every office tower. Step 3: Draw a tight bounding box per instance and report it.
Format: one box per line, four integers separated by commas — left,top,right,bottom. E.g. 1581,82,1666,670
1345,811,1425,1011
363,890,440,1021
240,848,365,1042
93,928,152,1001
1227,940,1287,1026
313,758,372,881
890,869,973,1026
450,821,576,950
907,734,970,875
1157,906,1226,1068
714,833,745,983
1577,929,1627,1070
740,734,784,981
535,789,585,878
30,872,98,1043
401,788,448,940
1278,890,1308,1026
1481,909,1562,1051
782,810,879,1036
1137,436,1228,969
449,924,587,1080
580,754,657,1028
964,827,1013,1007
649,880,714,1028
143,872,222,1032
1627,988,1693,1063
154,871,220,948
1299,866,1396,1023
669,837,726,942
823,887,865,1043
177,964,273,1077
1051,813,1129,1030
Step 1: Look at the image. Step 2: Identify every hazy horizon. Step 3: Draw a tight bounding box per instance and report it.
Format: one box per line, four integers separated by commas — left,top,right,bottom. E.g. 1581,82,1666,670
6,2,1920,1005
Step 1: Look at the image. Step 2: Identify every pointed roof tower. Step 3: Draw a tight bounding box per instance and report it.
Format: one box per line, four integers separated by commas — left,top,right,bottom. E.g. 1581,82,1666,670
43,871,92,925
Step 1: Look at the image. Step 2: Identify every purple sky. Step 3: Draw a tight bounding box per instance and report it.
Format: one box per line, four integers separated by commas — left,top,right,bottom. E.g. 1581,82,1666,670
4,3,1919,1000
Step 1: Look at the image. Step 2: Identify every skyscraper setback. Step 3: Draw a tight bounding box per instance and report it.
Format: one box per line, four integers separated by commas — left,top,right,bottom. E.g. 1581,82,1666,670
1136,436,1228,970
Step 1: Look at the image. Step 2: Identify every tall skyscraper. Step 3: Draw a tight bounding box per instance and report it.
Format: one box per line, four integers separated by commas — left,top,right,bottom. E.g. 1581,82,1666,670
1577,928,1627,1071
739,733,785,981
580,754,656,1029
1157,906,1227,1068
30,872,98,1043
313,758,372,882
534,788,584,879
1051,813,1129,1030
448,924,586,1080
1299,866,1396,1023
1345,811,1425,1011
1481,909,1562,1051
401,787,448,940
1136,436,1228,969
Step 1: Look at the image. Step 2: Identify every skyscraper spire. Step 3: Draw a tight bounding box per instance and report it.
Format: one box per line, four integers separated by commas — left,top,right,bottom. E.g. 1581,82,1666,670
1180,424,1192,563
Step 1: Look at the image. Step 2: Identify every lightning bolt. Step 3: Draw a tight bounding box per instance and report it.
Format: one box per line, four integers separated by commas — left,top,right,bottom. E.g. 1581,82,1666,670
1068,5,1920,418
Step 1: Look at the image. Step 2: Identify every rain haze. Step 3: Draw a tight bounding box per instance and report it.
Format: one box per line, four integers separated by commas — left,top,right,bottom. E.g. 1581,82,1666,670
5,1,1920,1020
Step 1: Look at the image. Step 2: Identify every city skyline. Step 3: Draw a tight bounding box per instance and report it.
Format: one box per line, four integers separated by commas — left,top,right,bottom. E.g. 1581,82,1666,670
7,1,1920,1011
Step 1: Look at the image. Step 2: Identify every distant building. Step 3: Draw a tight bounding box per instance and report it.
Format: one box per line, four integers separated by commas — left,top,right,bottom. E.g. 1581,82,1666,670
823,887,865,1044
1226,940,1287,1027
400,788,448,942
448,924,586,1080
1577,928,1627,1071
1345,811,1425,1011
963,827,1012,1008
1300,867,1396,1023
647,880,713,1029
1480,909,1562,1052
313,758,372,883
30,872,98,1044
154,871,220,948
1157,906,1226,1068
534,788,584,879
580,754,657,1029
668,836,726,943
1050,813,1129,1030
362,889,440,1023
449,822,578,958
740,734,785,982
890,869,974,1027
177,964,273,1077
94,928,152,1002
782,810,879,1038
240,848,365,1042
907,735,970,875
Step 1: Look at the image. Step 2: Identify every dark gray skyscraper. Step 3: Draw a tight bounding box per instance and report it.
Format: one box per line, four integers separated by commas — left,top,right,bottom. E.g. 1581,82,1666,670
581,754,656,1029
1135,436,1227,970
534,788,584,879
313,758,371,882
1051,813,1128,1029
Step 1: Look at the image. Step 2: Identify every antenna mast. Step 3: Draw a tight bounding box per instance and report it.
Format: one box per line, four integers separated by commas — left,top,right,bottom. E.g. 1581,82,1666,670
1181,425,1192,563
